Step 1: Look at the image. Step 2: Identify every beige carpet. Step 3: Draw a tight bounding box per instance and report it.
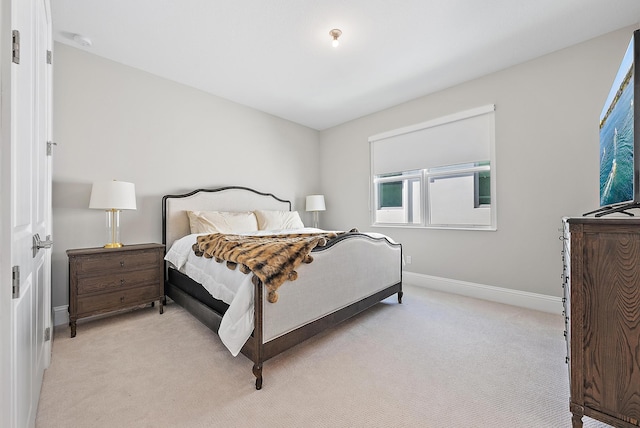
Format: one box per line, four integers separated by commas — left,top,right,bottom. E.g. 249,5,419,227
36,284,609,428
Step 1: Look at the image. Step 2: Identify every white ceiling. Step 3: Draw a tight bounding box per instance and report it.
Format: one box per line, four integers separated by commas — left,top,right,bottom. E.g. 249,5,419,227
52,0,640,130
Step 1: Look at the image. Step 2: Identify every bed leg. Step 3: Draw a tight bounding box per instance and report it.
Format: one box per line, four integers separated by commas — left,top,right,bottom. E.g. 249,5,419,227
253,363,263,390
398,291,403,304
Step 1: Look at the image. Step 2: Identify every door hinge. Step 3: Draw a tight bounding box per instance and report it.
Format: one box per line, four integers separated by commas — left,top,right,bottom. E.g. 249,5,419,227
12,266,20,298
46,50,52,64
12,30,20,64
44,327,51,341
46,141,57,156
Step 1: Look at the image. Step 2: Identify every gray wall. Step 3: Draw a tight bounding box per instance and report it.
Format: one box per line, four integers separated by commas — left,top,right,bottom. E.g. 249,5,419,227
52,43,320,308
318,27,634,298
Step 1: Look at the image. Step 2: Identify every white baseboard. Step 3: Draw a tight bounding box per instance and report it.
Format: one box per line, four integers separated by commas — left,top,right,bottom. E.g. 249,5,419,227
402,271,562,314
53,305,69,326
52,275,560,325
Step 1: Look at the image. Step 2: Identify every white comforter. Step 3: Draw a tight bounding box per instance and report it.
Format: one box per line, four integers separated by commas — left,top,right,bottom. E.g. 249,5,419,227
164,228,324,356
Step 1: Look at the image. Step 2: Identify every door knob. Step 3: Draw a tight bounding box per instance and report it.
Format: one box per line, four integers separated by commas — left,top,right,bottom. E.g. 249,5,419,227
32,233,53,258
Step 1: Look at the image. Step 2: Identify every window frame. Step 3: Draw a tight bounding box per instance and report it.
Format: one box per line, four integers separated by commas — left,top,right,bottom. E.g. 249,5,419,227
369,105,497,231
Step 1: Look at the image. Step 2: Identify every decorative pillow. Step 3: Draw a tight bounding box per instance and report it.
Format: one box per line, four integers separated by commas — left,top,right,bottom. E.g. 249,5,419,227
186,210,258,234
254,210,305,230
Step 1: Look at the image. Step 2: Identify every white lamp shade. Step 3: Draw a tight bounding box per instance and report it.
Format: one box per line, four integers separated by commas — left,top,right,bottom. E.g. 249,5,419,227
306,194,326,212
89,181,137,210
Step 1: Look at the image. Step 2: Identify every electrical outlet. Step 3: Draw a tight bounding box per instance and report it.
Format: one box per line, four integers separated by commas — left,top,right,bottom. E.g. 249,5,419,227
406,255,412,264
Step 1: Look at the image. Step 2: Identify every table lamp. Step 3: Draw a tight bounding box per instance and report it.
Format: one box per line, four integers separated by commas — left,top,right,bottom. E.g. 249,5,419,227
89,180,137,248
305,194,326,229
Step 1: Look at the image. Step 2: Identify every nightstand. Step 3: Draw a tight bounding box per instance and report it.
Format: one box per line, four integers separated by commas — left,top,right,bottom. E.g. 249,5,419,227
67,243,165,337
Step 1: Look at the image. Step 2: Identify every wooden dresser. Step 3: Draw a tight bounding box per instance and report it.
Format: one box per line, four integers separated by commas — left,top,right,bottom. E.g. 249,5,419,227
563,218,640,428
67,243,165,337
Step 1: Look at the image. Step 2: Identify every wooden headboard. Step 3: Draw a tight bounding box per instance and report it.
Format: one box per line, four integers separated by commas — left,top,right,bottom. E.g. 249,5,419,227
162,186,292,250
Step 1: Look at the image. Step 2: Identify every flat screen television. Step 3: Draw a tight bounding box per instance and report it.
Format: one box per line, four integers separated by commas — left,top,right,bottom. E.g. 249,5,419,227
588,30,640,216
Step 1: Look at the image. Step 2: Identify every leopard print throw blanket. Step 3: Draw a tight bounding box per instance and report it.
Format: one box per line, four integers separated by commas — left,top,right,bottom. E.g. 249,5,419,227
192,231,348,303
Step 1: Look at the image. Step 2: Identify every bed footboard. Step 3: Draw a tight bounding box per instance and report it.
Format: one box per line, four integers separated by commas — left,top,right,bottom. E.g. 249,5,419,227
261,233,402,343
236,231,403,390
241,277,402,390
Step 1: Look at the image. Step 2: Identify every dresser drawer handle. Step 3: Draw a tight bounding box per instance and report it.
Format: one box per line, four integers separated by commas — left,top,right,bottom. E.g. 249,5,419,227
120,296,125,303
120,261,125,267
120,279,125,285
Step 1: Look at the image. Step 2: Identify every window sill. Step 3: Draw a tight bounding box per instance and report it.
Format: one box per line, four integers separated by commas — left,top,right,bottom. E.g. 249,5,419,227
371,223,497,231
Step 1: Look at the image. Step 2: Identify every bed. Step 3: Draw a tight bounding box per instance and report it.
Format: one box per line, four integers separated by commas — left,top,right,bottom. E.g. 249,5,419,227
162,186,403,389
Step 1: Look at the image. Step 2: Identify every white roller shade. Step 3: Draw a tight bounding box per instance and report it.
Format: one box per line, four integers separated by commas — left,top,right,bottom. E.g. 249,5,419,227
370,105,495,175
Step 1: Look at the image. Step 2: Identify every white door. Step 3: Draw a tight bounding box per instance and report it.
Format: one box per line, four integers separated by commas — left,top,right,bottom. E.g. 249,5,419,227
0,0,53,426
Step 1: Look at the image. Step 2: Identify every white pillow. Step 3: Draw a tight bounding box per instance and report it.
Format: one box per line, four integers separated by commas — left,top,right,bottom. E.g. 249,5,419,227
186,211,258,234
254,210,305,230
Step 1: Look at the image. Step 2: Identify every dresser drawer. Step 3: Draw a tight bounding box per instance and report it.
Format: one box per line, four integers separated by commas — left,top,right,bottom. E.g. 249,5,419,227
76,283,160,316
77,267,161,295
72,249,161,274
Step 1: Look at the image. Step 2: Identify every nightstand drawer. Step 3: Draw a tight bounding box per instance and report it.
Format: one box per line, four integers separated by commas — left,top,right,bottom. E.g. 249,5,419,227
76,284,160,316
77,267,161,295
73,249,161,274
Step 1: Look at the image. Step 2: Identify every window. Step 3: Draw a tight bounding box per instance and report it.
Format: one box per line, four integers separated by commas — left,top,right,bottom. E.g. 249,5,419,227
374,170,422,224
378,181,402,208
475,165,491,207
426,162,491,227
369,105,496,230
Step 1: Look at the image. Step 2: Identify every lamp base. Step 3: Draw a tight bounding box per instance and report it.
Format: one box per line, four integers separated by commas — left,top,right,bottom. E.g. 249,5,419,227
104,242,123,248
105,209,122,249
313,211,320,229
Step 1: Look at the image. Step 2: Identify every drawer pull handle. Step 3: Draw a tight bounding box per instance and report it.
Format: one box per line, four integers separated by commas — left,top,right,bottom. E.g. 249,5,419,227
120,279,125,285
120,296,125,303
120,261,125,267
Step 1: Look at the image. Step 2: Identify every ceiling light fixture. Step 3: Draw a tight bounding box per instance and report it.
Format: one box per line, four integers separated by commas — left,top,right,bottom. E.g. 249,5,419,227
329,29,342,48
